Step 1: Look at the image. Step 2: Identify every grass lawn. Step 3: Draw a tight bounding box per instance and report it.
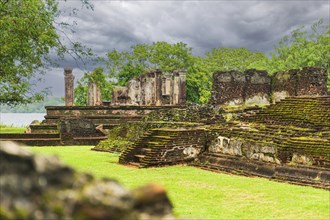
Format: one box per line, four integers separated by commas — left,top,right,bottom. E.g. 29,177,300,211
26,146,329,219
0,125,26,133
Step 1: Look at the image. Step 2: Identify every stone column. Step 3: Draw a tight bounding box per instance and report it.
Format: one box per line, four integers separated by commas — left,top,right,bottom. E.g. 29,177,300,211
160,72,172,105
64,68,74,106
178,70,187,105
87,82,102,106
172,71,180,105
155,70,162,106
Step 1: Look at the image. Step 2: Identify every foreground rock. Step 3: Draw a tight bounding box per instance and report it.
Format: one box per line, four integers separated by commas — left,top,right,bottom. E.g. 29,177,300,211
0,141,175,220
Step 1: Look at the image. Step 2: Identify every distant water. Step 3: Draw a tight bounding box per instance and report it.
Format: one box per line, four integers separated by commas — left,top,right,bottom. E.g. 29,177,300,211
0,113,46,127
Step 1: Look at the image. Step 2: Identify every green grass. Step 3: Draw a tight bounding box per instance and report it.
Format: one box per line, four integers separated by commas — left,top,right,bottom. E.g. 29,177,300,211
26,146,330,220
0,124,26,133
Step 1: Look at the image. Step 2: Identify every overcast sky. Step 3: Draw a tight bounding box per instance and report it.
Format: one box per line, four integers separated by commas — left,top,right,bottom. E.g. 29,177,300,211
43,0,329,97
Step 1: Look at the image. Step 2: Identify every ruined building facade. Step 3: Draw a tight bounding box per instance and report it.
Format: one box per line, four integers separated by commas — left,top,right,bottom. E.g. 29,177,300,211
111,70,186,106
210,66,328,106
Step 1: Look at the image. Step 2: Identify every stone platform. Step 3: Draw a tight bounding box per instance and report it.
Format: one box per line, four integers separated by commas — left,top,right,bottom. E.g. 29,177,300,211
119,96,330,189
0,106,185,146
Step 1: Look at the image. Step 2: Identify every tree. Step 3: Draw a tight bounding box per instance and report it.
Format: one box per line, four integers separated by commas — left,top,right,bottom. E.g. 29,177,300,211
204,47,267,72
74,67,112,106
0,0,93,105
105,42,194,86
266,19,330,91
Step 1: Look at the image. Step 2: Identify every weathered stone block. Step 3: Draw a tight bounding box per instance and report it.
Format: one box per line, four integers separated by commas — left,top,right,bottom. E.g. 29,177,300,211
296,67,328,96
245,69,271,106
211,71,246,106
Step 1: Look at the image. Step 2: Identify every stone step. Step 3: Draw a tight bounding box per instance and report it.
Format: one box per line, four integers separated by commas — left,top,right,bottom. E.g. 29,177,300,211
128,162,141,167
73,136,107,140
141,148,152,153
0,138,62,146
0,133,60,139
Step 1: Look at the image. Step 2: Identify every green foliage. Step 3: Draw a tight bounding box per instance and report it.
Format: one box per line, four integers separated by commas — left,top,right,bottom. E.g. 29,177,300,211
96,139,133,152
74,68,112,106
266,19,330,91
0,97,63,113
0,0,94,105
28,146,330,219
105,42,194,86
205,47,267,72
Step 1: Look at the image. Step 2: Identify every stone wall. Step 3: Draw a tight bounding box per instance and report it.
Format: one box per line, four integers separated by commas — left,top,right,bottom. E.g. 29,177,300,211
211,67,328,107
272,67,328,102
43,105,184,126
195,124,330,189
112,70,186,106
0,118,108,146
211,69,271,106
272,69,298,102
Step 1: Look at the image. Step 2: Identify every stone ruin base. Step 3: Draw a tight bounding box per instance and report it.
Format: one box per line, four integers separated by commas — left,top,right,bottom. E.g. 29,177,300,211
118,97,330,189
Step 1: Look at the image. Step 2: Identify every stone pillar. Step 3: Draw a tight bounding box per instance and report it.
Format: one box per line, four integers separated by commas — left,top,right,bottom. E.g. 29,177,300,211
161,72,172,105
150,72,157,105
64,68,74,106
127,79,141,105
178,70,187,105
144,72,154,106
172,71,180,105
87,82,102,106
155,70,162,106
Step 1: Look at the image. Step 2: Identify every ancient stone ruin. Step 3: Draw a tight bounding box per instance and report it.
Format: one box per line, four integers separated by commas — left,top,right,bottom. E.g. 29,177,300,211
0,141,175,220
87,81,102,106
112,70,186,106
210,67,328,106
0,66,329,189
64,68,74,106
118,96,330,189
272,66,328,102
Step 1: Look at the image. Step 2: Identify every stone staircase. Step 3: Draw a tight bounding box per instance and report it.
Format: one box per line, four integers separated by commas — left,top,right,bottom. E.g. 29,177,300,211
0,133,61,146
119,129,178,167
192,97,330,189
119,128,208,167
244,97,330,130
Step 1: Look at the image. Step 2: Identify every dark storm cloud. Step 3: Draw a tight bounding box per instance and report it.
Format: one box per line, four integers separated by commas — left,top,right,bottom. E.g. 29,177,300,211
45,0,329,97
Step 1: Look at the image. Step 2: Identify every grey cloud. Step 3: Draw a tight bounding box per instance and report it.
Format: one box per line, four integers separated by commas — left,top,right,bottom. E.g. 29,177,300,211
62,0,329,55
43,0,329,97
